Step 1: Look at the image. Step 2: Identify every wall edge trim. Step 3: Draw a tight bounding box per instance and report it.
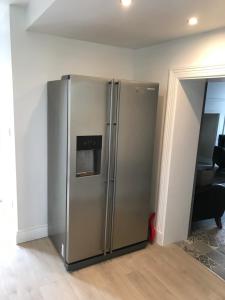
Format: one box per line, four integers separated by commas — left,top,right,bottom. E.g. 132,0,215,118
16,224,48,244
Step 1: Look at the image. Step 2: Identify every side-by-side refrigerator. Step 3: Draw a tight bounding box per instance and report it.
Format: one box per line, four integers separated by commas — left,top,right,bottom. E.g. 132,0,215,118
47,75,159,270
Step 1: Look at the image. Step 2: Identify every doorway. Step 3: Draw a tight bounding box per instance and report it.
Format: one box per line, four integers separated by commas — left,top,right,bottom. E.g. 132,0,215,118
191,80,225,232
177,79,225,280
156,65,225,246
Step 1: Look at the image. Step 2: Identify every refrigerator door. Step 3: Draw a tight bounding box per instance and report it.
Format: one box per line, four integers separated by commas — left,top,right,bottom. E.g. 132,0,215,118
47,80,68,257
66,75,112,263
111,81,159,250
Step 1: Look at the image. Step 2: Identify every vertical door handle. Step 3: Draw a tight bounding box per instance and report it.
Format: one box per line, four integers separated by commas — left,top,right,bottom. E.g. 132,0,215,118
109,81,120,253
103,80,114,255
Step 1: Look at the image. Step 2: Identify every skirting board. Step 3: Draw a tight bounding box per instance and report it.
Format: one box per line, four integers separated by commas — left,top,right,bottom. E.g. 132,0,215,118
16,224,48,244
156,229,163,246
16,225,162,246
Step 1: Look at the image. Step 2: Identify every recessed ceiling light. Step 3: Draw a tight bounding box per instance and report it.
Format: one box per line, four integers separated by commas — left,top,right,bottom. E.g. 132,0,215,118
188,17,198,26
121,0,132,7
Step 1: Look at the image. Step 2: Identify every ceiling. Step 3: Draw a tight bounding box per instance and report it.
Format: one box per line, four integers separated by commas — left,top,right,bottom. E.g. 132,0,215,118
0,0,29,5
22,0,225,48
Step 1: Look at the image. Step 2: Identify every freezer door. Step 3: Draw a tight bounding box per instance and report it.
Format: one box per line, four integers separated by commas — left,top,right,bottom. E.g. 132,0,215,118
111,81,159,250
66,76,112,263
48,80,68,257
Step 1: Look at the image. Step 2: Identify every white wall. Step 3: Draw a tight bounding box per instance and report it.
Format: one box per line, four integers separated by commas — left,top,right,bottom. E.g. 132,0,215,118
205,82,225,142
164,79,206,244
0,4,17,210
198,113,220,164
135,29,225,92
199,80,225,163
10,6,135,242
198,82,225,164
27,0,55,27
134,28,225,243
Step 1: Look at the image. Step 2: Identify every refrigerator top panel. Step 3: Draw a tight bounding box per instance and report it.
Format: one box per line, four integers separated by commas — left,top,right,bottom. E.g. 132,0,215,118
116,79,159,89
62,74,113,83
62,75,159,91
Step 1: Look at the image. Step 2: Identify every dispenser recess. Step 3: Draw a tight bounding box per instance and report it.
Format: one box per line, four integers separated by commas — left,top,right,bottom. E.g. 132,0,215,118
76,135,102,177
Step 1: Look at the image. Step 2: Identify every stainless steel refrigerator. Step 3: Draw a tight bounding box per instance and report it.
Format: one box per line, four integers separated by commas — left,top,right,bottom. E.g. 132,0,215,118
47,75,159,270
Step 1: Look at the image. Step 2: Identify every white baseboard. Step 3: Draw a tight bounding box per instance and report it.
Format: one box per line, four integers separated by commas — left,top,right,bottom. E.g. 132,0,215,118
16,224,48,244
156,229,164,246
16,225,163,246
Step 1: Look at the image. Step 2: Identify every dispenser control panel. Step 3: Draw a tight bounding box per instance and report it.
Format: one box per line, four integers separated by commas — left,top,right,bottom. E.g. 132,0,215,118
77,135,102,150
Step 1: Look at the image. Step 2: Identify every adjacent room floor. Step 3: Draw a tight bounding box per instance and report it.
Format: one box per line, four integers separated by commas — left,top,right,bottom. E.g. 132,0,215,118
177,217,225,281
0,238,225,299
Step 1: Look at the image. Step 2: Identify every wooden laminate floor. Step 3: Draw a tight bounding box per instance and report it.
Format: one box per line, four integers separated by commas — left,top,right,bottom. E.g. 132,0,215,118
1,238,225,300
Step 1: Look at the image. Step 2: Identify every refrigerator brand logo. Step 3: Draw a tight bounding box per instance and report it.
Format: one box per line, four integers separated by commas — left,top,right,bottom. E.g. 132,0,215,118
136,87,156,93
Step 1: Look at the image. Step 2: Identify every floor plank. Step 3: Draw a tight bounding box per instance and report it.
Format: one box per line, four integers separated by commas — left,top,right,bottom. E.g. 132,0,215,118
0,238,225,299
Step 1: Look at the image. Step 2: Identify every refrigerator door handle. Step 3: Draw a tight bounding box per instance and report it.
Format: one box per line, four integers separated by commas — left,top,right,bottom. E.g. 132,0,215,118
103,80,114,255
109,81,120,253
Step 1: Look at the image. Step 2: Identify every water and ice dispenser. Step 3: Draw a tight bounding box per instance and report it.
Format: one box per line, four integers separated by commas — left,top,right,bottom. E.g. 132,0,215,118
76,136,102,177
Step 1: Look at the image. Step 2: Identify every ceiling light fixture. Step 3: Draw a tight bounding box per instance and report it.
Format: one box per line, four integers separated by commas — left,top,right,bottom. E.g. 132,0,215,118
121,0,132,7
188,17,198,26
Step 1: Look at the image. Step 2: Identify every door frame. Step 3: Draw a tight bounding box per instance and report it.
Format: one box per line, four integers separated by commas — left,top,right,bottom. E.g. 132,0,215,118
156,64,225,245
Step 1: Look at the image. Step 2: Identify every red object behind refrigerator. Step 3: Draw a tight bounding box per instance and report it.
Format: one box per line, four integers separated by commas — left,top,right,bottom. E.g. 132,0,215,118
149,213,156,243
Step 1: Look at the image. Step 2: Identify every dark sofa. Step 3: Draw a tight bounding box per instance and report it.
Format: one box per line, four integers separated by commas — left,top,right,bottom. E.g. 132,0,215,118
213,146,225,169
192,183,225,229
213,135,225,169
